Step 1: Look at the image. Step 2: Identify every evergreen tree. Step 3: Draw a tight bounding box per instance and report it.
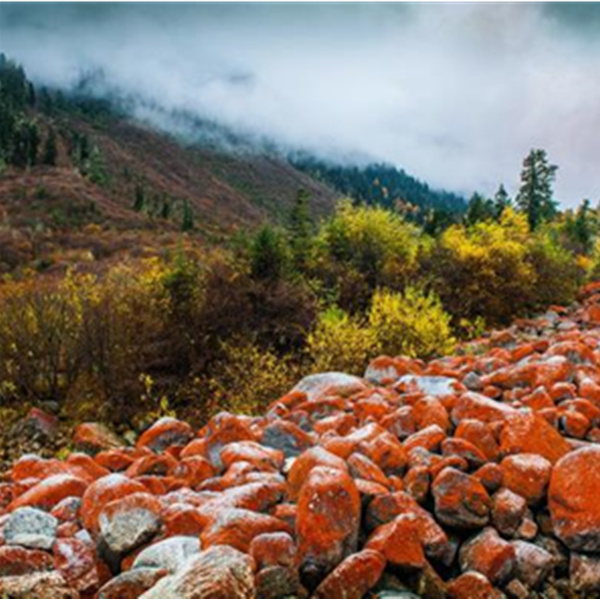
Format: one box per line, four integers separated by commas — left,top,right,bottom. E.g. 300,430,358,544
42,128,58,166
87,145,108,186
464,193,495,226
133,183,146,212
572,199,594,254
250,225,290,282
289,189,312,271
181,199,195,232
161,196,172,220
72,132,90,170
493,184,511,219
516,149,558,230
11,119,39,168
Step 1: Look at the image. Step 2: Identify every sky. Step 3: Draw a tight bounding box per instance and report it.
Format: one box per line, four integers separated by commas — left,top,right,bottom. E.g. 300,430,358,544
1,2,599,206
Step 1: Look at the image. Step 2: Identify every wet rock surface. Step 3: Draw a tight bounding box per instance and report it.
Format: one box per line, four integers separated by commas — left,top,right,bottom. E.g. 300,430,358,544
2,286,600,597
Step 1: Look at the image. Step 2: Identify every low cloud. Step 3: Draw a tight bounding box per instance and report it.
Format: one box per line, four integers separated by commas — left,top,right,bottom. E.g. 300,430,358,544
1,2,599,205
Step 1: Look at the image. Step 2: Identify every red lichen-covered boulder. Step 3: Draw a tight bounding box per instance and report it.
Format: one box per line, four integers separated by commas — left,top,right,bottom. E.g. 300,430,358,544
136,418,194,453
451,392,517,424
200,508,290,553
8,475,88,512
79,474,147,533
500,412,571,464
313,549,386,598
549,446,600,551
249,532,296,570
296,466,361,590
500,453,552,505
287,447,348,502
455,419,500,462
365,515,426,571
459,527,516,585
221,441,284,473
490,488,527,536
403,424,446,453
432,468,491,529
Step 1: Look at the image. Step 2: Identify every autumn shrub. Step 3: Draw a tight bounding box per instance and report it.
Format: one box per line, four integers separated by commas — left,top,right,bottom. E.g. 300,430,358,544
427,209,536,326
73,260,167,418
0,273,87,401
205,338,300,415
368,287,455,359
311,200,424,311
189,252,318,361
527,227,584,310
0,260,167,422
307,307,377,375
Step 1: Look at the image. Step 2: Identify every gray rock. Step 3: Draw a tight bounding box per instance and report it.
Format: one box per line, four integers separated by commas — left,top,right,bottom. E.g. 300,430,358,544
99,506,162,556
133,536,201,573
2,507,58,550
140,545,256,599
462,371,483,391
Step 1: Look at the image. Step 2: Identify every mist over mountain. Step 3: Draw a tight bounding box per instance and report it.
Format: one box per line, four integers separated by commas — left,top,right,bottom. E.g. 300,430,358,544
1,3,600,205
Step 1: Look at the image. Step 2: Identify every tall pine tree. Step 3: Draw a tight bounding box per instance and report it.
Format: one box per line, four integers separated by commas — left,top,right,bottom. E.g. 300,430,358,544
516,149,558,230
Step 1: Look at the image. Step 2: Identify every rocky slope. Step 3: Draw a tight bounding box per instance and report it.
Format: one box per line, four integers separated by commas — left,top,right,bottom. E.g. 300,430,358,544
3,286,600,598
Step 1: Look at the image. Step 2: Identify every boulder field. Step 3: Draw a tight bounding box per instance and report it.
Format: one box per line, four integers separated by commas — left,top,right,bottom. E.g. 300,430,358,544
3,285,600,598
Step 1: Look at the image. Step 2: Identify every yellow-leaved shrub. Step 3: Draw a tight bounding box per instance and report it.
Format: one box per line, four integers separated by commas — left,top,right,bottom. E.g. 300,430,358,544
205,339,300,416
368,287,455,359
307,307,377,375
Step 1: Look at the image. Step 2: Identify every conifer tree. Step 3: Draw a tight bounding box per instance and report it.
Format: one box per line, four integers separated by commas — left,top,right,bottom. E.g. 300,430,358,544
464,193,495,225
516,149,558,230
181,199,195,232
250,225,289,282
42,128,58,166
289,188,312,271
493,184,511,219
573,199,594,254
133,183,146,212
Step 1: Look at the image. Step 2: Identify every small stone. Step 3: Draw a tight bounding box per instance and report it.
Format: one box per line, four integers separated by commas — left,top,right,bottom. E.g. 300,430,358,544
570,552,600,594
512,540,554,590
